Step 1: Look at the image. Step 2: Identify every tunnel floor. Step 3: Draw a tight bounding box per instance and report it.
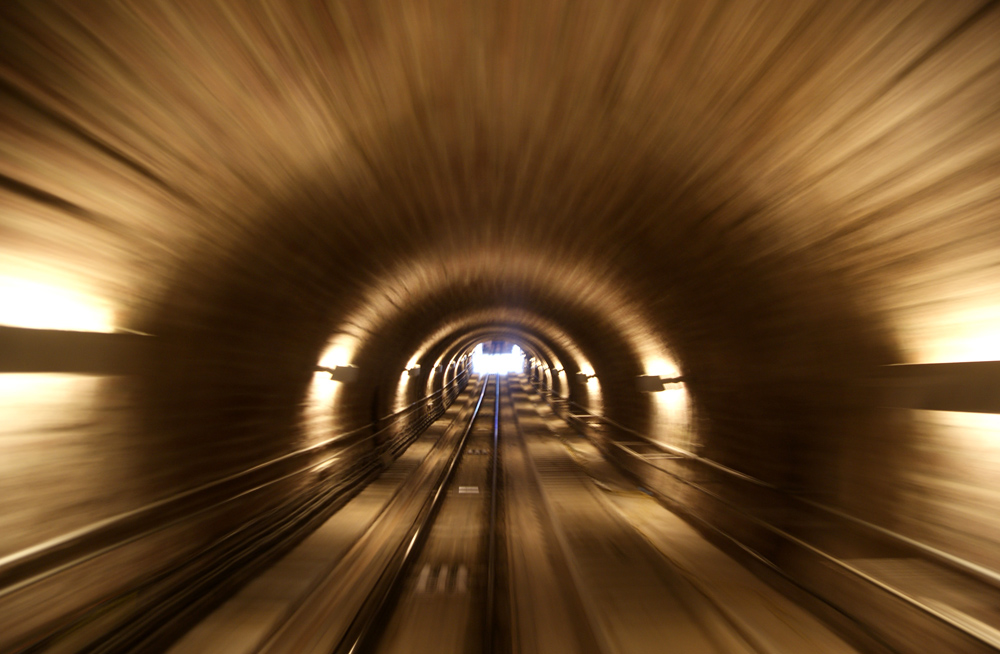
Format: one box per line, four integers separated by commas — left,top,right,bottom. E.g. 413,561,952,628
166,374,855,654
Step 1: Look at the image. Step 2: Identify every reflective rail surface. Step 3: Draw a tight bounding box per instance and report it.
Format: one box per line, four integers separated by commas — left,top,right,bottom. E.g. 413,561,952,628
334,373,495,654
11,373,977,653
547,388,1000,589
535,383,1000,654
5,370,471,653
251,374,852,654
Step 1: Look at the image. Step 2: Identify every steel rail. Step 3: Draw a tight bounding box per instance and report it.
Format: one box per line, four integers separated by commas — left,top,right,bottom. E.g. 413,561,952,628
0,370,469,600
25,456,368,653
335,374,493,654
546,388,1000,590
530,378,1000,652
16,373,473,652
10,374,472,652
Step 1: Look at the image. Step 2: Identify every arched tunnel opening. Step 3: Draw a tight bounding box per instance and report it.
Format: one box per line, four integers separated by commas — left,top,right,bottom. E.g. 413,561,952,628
1,1,1000,652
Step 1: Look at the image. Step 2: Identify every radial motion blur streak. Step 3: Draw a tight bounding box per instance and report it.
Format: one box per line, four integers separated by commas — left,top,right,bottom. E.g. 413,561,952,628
1,1,1000,652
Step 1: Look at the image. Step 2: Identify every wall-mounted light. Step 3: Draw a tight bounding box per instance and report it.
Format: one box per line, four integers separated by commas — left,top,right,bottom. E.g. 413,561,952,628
407,365,422,378
317,365,360,383
575,372,596,383
635,374,685,392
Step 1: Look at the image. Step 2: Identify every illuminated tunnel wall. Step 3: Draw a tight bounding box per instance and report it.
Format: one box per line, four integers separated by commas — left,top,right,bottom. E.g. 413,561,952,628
1,0,1000,644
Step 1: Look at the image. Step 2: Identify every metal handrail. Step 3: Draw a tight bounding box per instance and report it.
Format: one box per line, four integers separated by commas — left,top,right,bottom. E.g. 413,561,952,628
548,390,1000,589
529,380,1000,650
607,439,1000,649
24,449,376,652
24,372,476,653
0,369,471,598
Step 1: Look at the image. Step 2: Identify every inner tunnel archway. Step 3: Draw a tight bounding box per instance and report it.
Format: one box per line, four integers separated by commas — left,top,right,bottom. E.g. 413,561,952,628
1,1,1000,650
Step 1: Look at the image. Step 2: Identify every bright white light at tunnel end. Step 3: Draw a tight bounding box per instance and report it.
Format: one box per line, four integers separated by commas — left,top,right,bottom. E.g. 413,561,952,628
472,344,525,375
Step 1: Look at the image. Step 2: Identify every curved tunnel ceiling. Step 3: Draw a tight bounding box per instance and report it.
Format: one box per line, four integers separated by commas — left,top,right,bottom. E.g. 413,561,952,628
2,1,999,492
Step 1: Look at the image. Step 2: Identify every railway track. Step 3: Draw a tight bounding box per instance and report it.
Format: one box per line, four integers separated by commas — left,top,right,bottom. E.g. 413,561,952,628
336,374,502,654
18,372,864,653
293,374,816,654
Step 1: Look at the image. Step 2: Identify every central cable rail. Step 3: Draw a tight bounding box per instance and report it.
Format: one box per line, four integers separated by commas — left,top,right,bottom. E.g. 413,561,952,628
484,374,500,654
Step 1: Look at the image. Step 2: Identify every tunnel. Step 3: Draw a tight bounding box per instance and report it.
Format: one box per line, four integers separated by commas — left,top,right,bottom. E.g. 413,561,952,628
1,0,1000,652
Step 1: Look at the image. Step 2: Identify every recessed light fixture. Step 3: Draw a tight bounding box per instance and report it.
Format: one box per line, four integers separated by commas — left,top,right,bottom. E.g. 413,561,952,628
317,365,360,383
635,374,684,392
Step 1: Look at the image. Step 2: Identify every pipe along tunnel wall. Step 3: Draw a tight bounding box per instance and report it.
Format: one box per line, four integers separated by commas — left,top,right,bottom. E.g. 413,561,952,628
1,0,1000,649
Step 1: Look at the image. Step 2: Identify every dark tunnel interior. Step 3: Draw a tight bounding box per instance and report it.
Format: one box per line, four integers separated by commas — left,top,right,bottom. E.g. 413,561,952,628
1,1,1000,652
